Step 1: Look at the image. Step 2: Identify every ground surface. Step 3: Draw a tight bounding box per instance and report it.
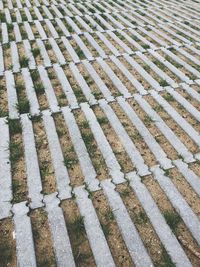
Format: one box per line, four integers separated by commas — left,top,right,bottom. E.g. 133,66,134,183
0,0,200,266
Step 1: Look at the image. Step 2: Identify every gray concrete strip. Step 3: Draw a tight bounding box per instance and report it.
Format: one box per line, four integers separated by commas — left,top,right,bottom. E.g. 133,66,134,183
2,23,8,44
165,86,200,122
23,40,36,69
62,106,99,191
134,94,194,163
42,110,72,199
96,57,131,98
74,186,115,267
21,114,43,209
61,36,80,64
0,45,4,75
11,41,20,73
82,60,115,102
110,55,147,95
107,30,132,54
161,47,200,78
53,63,79,109
151,166,200,246
45,19,59,39
149,50,192,84
69,62,97,105
81,102,125,184
180,83,200,103
49,37,66,65
21,68,40,116
38,65,60,112
117,97,173,169
13,23,22,43
96,31,121,57
73,34,94,61
65,16,82,35
44,193,75,267
124,54,163,92
136,52,178,88
150,90,200,147
101,180,154,267
55,18,70,37
84,32,107,59
173,159,200,197
99,99,150,176
12,202,37,267
35,20,47,40
127,172,193,267
36,39,52,67
5,70,19,119
0,118,12,219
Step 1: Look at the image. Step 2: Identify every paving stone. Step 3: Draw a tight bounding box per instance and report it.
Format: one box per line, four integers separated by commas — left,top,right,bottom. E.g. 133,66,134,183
38,65,60,112
62,106,99,191
134,94,194,163
150,89,200,147
42,5,53,20
127,172,193,267
102,180,154,267
149,50,192,84
21,114,43,209
151,166,200,246
180,83,200,103
124,54,163,91
74,186,115,267
96,57,132,98
0,45,4,75
110,55,147,95
33,6,43,21
69,62,97,105
23,40,36,69
165,86,200,122
117,97,173,169
55,18,70,37
173,159,200,197
1,23,8,44
95,14,114,31
81,102,125,183
82,59,115,102
49,37,66,65
53,63,79,109
61,36,80,63
35,20,47,40
2,0,200,264
84,32,107,59
0,118,12,219
107,30,132,54
36,39,52,67
96,31,121,57
44,193,75,267
11,41,20,73
45,19,59,39
12,202,37,267
13,23,22,43
136,52,178,88
5,70,19,119
24,21,35,41
161,47,200,78
65,16,82,35
128,28,157,49
42,110,71,199
21,68,40,116
73,34,94,61
99,99,150,176
75,15,93,32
